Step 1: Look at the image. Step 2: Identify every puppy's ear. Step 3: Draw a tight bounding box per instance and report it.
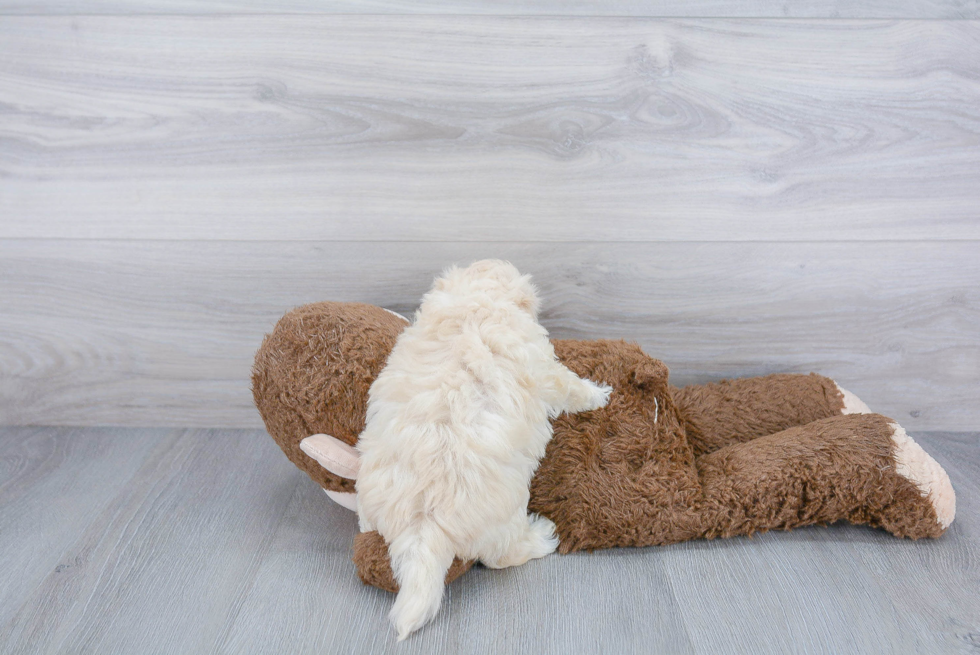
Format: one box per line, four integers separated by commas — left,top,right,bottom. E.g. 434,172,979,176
513,275,541,316
433,265,459,291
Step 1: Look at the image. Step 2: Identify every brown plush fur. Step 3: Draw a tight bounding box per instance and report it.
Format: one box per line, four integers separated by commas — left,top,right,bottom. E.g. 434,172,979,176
354,531,473,593
672,373,848,457
252,302,408,495
252,302,948,594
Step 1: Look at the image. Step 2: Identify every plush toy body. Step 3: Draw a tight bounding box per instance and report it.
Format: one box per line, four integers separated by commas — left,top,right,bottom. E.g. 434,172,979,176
252,302,955,593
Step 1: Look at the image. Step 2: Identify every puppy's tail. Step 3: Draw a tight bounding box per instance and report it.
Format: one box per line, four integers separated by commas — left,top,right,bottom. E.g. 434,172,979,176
388,523,455,641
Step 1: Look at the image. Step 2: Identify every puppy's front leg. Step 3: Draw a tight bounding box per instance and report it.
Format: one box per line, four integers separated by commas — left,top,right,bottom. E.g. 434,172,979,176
541,362,611,415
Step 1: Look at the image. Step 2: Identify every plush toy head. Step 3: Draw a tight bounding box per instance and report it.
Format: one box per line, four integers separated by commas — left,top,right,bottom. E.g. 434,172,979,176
251,301,409,495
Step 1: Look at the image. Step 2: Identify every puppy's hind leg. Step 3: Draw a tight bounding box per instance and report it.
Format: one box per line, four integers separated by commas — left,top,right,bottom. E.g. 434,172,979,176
480,512,559,570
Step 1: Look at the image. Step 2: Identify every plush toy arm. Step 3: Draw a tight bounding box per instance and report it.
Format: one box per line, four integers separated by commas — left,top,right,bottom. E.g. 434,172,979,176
299,434,359,511
696,413,955,540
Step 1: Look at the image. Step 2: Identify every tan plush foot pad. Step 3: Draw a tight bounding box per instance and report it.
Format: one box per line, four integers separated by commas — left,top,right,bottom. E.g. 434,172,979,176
834,382,873,415
890,423,956,529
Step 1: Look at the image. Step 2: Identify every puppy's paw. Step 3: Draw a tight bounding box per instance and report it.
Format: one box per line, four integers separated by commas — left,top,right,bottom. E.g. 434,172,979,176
481,514,559,569
578,380,612,413
525,514,560,560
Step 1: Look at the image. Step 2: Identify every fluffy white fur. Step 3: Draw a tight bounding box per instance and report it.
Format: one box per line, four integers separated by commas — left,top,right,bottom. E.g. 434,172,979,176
355,260,611,641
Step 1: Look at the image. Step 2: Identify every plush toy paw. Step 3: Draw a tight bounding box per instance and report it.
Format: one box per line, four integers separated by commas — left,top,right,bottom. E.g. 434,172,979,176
890,422,956,529
835,382,873,415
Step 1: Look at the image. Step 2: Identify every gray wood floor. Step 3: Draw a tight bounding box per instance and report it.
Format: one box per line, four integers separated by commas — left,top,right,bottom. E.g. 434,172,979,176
1,426,977,655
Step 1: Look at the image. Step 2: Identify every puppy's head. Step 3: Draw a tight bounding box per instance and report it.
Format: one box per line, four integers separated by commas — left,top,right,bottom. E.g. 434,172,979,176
435,259,540,317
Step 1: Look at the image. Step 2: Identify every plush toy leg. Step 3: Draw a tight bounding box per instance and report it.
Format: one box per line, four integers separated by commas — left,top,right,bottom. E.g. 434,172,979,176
353,531,475,594
673,373,854,457
695,413,955,540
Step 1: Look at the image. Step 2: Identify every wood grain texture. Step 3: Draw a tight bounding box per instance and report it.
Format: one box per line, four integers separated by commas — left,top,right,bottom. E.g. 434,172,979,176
1,427,300,655
0,427,166,629
2,0,979,18
664,530,944,653
843,433,980,654
220,479,696,655
1,239,977,430
1,17,979,241
0,427,975,654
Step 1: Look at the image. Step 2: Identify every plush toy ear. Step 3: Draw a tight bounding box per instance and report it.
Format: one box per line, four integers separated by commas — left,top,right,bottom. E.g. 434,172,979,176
300,434,360,479
630,359,670,390
301,434,360,511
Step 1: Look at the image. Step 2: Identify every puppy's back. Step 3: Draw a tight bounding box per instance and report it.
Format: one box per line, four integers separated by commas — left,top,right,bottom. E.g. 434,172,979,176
356,260,550,639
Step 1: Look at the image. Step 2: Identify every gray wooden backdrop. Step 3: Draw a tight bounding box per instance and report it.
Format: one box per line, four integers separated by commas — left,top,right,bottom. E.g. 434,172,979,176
1,4,978,430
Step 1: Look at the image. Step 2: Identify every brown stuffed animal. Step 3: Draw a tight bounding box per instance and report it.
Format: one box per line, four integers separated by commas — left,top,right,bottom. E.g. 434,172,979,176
252,301,955,593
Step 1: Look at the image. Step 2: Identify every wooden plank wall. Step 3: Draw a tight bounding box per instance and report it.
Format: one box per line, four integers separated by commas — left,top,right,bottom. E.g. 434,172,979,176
1,5,978,430
1,1,979,17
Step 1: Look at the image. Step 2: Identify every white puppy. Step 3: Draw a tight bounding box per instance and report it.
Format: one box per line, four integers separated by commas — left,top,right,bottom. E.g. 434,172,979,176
356,260,611,640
